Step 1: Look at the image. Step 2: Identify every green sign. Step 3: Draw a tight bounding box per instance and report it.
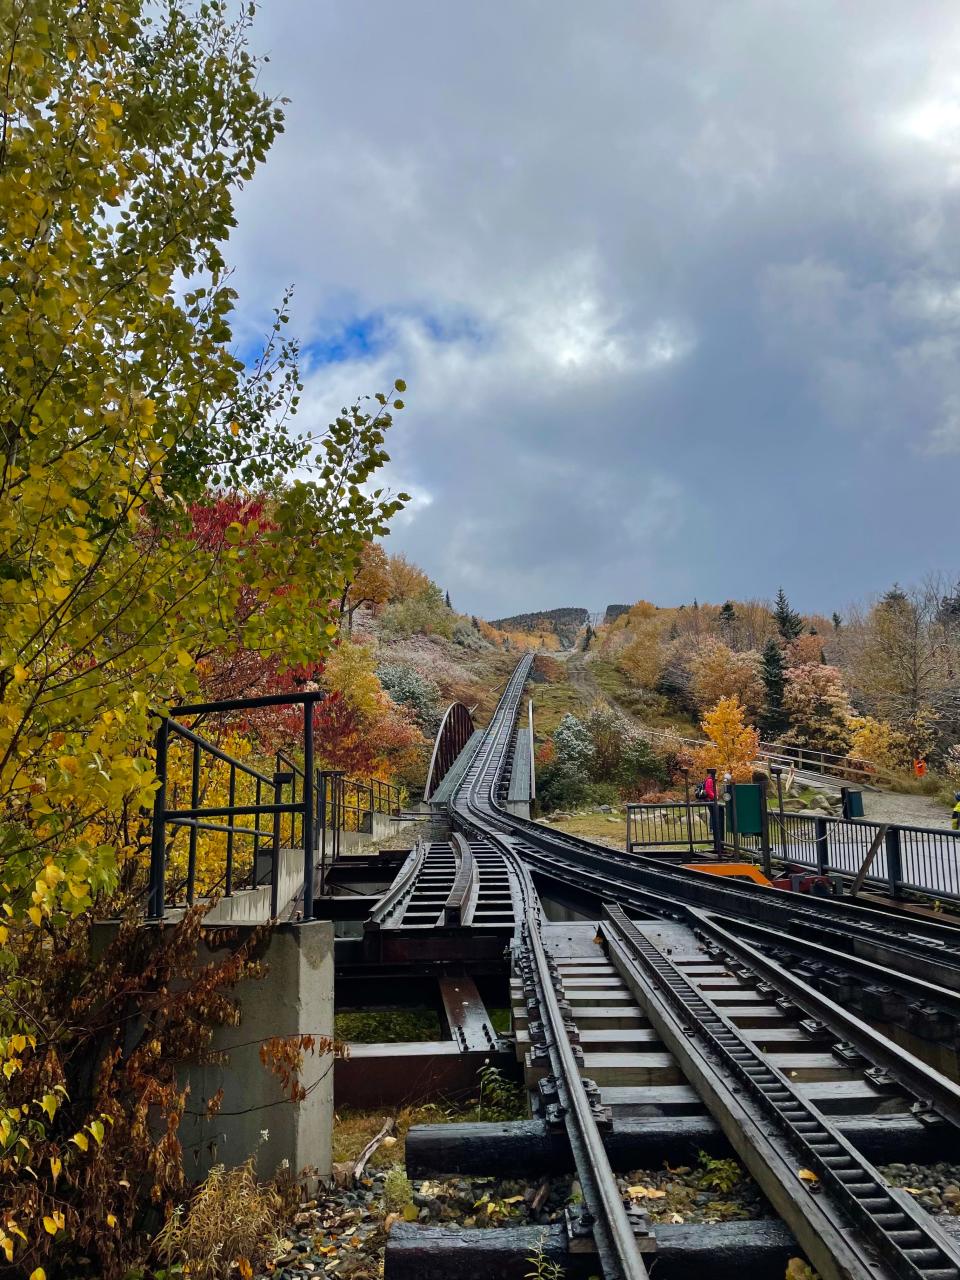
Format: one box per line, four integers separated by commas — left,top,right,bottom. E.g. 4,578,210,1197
726,783,763,837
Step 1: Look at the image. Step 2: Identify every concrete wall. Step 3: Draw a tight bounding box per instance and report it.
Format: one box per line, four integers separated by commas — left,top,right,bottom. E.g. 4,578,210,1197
206,845,305,925
178,921,335,1186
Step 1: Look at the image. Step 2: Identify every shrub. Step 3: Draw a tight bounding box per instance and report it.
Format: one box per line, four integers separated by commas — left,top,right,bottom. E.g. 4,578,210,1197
383,1166,413,1213
153,1160,283,1280
452,618,486,650
377,663,443,731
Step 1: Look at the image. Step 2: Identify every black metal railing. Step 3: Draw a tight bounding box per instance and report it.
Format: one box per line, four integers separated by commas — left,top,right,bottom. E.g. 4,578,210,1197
148,691,323,921
148,690,407,920
626,796,960,904
626,801,722,857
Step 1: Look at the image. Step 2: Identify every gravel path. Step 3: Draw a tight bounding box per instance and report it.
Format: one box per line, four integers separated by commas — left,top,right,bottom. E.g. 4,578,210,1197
862,790,954,830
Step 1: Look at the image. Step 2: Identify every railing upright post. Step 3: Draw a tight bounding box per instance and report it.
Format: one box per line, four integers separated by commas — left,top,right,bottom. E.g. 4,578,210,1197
225,764,236,897
331,771,344,861
271,771,283,919
758,782,772,879
814,816,829,876
773,767,786,861
728,778,739,860
302,700,315,921
148,718,169,920
318,769,328,896
885,825,903,899
253,776,262,871
187,740,200,906
683,770,694,856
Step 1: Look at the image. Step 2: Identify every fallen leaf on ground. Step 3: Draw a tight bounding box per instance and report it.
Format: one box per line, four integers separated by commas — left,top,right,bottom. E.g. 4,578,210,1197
627,1186,668,1199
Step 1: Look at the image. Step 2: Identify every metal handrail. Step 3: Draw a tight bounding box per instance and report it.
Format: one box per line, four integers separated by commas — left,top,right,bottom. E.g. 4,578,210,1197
148,692,324,921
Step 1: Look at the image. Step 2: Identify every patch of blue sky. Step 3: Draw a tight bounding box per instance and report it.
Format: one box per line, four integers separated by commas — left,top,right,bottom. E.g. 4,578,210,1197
299,306,489,371
303,313,388,367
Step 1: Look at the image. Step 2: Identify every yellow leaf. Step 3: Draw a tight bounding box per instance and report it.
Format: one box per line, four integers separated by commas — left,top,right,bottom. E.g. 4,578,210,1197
0,926,7,945
30,1269,46,1280
27,908,42,928
12,665,27,683
41,1093,57,1121
88,1119,104,1145
70,1131,88,1152
237,1260,252,1279
49,1156,61,1182
106,1213,117,1228
0,1236,12,1263
627,1185,667,1198
230,421,240,436
176,650,193,669
797,1168,818,1182
42,1215,58,1236
502,1194,524,1203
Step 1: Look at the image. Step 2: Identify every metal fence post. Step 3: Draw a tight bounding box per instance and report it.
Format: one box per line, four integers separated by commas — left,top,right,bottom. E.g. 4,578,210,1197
318,769,328,897
148,719,169,920
772,767,786,860
271,772,283,919
885,825,903,899
814,816,829,876
758,782,772,879
225,764,236,898
302,700,315,921
187,740,200,906
683,770,694,857
330,771,345,861
728,778,739,860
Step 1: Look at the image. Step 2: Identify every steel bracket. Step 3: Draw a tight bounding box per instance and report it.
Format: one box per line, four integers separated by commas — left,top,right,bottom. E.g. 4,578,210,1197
564,1203,596,1252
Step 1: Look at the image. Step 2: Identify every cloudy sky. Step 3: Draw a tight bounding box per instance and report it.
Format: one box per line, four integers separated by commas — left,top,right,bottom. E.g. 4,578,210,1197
229,2,960,619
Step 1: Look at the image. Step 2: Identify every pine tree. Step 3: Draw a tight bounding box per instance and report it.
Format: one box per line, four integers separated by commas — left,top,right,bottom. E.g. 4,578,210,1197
774,587,803,642
831,611,843,632
718,601,737,644
759,637,788,737
582,623,595,651
444,590,452,608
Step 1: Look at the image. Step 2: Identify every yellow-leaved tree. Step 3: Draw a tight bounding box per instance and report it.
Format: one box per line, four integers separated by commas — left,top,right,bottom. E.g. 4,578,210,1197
693,696,760,781
0,3,407,1273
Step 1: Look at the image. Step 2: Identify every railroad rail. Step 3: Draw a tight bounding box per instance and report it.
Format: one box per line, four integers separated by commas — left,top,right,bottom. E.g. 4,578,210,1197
400,654,960,1280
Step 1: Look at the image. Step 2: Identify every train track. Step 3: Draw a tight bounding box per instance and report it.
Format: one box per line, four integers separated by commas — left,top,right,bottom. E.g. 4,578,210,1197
426,655,960,1280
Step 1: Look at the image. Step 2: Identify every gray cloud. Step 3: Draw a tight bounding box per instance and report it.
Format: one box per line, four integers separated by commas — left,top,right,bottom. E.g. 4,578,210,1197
228,1,960,616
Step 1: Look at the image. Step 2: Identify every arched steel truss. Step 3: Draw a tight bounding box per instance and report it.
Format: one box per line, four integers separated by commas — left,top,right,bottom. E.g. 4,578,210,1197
423,701,475,799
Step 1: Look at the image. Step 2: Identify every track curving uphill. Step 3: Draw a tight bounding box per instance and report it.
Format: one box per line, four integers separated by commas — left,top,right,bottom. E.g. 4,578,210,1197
441,655,960,1280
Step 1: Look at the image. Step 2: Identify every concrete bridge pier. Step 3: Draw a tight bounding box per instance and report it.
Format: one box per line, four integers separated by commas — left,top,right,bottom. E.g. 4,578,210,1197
178,919,335,1187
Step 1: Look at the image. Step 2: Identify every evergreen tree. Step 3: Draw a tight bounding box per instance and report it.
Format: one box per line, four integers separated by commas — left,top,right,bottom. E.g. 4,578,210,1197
582,623,595,651
444,589,452,608
719,601,737,626
774,587,803,642
759,637,789,737
832,611,843,631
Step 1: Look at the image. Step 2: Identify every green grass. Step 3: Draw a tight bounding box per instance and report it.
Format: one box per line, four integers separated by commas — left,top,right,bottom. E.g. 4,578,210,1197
335,1008,441,1043
529,675,589,739
538,808,628,844
589,658,698,733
